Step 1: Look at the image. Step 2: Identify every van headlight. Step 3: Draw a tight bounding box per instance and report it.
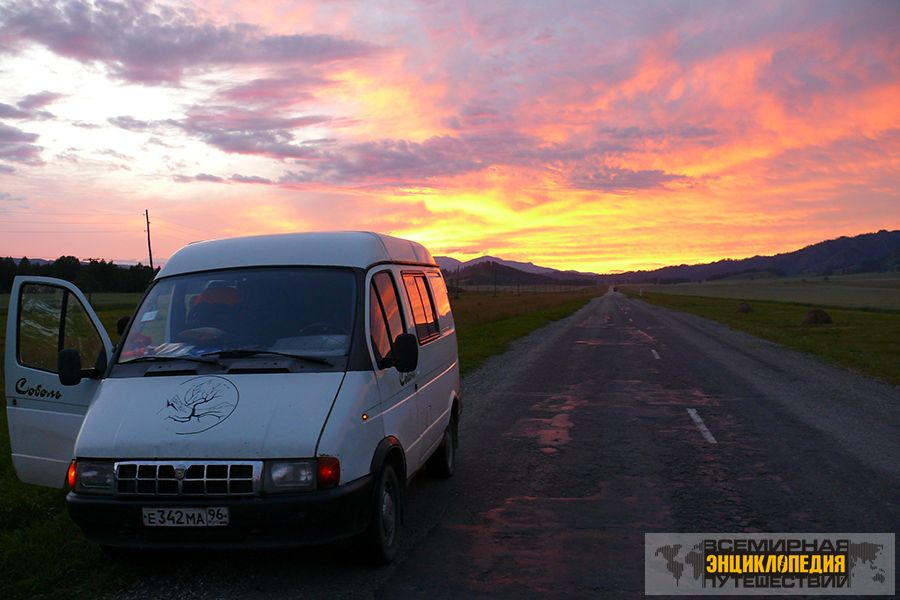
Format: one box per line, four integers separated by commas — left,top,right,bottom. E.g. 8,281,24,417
74,461,115,495
265,460,315,492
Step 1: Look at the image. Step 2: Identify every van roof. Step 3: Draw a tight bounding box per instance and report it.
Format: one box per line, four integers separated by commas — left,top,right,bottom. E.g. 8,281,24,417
157,231,437,278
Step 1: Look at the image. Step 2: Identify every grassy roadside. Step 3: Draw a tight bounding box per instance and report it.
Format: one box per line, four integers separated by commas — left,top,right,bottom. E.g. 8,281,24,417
622,289,900,386
0,287,602,600
626,272,900,311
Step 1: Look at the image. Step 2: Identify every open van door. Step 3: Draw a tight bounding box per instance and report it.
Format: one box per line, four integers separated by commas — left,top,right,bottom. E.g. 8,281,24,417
4,276,112,487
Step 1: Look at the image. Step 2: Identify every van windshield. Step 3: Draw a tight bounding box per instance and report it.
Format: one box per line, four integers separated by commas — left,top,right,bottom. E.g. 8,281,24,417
118,268,356,364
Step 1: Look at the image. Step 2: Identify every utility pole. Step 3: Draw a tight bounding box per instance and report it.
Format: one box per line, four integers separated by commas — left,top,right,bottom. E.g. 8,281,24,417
144,209,154,270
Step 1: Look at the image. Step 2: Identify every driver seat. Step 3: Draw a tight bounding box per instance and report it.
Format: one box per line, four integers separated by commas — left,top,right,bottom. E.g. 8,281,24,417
187,287,241,330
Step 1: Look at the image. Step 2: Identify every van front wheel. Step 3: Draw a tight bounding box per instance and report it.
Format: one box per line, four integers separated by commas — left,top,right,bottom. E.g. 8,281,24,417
358,463,400,564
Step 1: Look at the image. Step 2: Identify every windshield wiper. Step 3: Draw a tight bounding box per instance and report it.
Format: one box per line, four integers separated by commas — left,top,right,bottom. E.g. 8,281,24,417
201,349,333,366
121,355,220,365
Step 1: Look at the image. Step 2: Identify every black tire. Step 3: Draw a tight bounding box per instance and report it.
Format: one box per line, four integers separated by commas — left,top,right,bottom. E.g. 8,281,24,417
427,417,457,478
359,463,401,564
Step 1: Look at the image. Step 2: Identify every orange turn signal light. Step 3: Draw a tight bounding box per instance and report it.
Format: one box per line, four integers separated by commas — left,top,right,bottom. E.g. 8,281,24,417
67,460,77,488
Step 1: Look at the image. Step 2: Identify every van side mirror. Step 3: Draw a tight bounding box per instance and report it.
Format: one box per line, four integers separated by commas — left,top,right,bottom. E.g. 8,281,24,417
392,333,418,373
58,349,83,386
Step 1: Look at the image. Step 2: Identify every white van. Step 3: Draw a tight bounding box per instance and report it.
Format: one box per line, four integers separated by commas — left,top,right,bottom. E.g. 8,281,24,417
4,231,460,563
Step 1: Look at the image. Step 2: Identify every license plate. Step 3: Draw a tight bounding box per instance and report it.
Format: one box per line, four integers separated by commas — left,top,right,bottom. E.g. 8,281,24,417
142,507,229,527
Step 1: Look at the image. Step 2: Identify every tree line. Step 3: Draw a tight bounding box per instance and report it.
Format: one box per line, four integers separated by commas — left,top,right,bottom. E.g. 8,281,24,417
0,256,157,294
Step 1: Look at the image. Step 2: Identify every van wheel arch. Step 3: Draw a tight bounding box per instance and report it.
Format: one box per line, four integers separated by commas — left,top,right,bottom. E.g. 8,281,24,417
370,436,407,518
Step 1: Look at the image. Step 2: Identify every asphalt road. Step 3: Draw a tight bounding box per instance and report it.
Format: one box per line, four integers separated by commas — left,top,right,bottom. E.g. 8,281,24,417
112,291,900,600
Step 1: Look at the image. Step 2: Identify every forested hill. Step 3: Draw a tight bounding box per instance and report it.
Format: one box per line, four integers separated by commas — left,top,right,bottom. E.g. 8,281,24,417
0,256,157,293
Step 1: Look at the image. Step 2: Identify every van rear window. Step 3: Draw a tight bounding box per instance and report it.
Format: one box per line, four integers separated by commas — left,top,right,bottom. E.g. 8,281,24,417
402,273,439,343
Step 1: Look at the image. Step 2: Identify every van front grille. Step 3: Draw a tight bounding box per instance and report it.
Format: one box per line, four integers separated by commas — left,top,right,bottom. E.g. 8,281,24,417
115,461,262,496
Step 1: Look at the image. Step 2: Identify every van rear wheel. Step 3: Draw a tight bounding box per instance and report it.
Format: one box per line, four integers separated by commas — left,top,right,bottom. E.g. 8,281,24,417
358,463,400,564
427,417,457,478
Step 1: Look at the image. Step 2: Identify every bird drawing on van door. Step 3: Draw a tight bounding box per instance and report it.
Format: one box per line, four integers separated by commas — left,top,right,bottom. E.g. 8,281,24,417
164,379,234,424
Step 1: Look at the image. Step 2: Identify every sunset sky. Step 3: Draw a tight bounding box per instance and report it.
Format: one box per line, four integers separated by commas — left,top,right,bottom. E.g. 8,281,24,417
0,0,898,273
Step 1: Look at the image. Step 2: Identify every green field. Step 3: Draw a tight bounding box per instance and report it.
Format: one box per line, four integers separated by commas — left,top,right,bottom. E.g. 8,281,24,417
0,292,143,313
623,289,900,386
625,272,900,311
0,288,599,600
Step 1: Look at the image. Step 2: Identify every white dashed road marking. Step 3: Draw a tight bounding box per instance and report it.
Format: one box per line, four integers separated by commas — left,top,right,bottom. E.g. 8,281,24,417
651,349,660,360
686,408,718,444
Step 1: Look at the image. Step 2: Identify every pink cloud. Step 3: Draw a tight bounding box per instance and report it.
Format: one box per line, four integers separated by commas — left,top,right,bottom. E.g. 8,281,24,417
0,122,43,165
0,0,379,84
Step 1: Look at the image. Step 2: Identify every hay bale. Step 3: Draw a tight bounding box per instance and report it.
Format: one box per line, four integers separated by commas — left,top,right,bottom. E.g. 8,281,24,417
802,308,833,325
737,301,752,313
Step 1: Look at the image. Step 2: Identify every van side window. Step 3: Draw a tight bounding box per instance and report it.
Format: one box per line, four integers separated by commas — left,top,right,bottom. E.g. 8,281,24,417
370,271,406,368
18,284,65,372
369,286,392,365
402,273,439,343
427,273,452,323
18,283,104,373
373,272,404,340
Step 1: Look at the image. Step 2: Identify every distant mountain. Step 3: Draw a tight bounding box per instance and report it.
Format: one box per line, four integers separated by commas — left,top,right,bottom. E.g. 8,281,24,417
436,255,550,274
435,255,601,285
439,260,601,288
608,229,900,283
876,246,900,271
459,256,558,276
435,229,900,287
434,256,464,271
444,261,561,287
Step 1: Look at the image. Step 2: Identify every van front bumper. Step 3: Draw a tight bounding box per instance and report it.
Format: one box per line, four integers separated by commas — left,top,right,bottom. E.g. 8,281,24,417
66,474,373,549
